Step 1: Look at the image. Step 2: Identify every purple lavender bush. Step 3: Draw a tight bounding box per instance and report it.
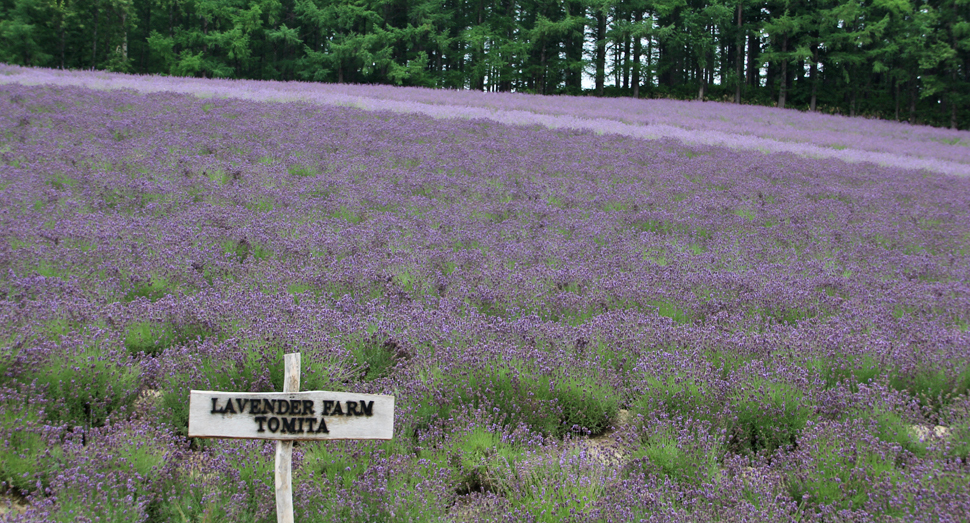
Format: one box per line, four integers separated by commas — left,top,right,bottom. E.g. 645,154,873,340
2,65,968,176
0,74,968,522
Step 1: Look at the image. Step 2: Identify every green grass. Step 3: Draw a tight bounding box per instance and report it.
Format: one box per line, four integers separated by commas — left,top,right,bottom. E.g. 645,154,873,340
124,321,217,356
0,399,61,491
811,354,883,390
246,197,275,212
287,164,319,177
787,423,903,514
438,424,526,494
627,421,723,485
491,447,611,522
727,378,813,454
48,172,78,190
633,373,713,419
733,207,756,221
123,275,173,303
331,206,365,224
412,359,620,439
349,332,404,381
889,365,970,411
221,239,272,263
28,344,140,427
207,168,234,185
643,298,692,323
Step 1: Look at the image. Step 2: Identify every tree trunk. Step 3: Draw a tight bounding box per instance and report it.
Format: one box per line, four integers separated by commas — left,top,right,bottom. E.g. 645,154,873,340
539,42,547,94
614,38,621,87
633,11,642,98
747,33,759,87
951,96,958,129
91,1,100,70
59,26,66,69
647,34,653,89
595,8,606,95
697,50,706,101
141,3,150,71
735,3,743,103
476,0,485,91
564,0,583,93
894,78,900,121
810,45,818,111
122,13,128,62
777,34,788,108
951,69,959,129
908,77,916,123
623,25,631,90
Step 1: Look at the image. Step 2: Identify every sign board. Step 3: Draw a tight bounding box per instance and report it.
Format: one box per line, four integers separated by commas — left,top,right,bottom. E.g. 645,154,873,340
188,390,394,440
187,353,395,523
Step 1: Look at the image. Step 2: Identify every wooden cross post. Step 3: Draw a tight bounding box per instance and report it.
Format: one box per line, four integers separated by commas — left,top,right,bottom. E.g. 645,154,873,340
275,352,300,523
187,353,395,523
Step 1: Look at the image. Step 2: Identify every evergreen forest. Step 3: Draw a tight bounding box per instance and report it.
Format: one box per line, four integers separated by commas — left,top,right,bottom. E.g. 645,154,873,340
1,0,968,128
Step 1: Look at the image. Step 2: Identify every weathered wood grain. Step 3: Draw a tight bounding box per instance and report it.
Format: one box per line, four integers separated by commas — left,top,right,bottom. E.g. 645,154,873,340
187,389,395,441
275,353,299,523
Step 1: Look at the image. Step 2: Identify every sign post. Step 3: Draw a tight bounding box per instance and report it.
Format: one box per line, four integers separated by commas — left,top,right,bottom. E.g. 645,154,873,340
275,352,299,523
188,353,394,523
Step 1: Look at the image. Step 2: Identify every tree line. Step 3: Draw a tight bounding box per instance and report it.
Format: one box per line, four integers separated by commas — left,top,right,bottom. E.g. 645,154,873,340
1,0,968,129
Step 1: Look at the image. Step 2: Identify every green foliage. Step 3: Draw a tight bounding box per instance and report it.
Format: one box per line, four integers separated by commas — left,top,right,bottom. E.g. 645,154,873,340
147,448,240,523
633,373,714,420
0,397,60,491
222,238,272,263
302,440,374,491
944,400,970,460
2,0,966,128
627,421,724,485
414,359,620,438
727,378,813,454
348,333,404,381
870,407,927,457
34,259,61,279
299,439,448,521
0,0,53,67
287,164,319,177
643,298,692,323
331,206,365,224
787,423,901,513
123,275,173,303
488,447,611,522
48,173,78,190
889,364,970,411
812,353,884,390
124,321,217,356
437,424,526,494
29,344,140,428
49,487,146,523
206,168,232,185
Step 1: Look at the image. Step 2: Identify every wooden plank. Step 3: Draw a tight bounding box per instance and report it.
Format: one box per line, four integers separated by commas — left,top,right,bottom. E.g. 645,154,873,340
187,389,395,440
275,353,299,523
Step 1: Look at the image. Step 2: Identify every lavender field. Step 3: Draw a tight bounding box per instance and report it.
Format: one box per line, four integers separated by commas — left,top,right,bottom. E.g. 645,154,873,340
1,70,970,522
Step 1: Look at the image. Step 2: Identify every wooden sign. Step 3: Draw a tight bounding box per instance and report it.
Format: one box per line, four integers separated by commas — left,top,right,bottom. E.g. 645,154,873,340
187,353,395,523
188,390,395,440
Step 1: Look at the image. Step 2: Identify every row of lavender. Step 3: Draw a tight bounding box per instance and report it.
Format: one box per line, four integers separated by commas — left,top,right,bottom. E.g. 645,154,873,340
1,82,969,521
2,65,969,175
